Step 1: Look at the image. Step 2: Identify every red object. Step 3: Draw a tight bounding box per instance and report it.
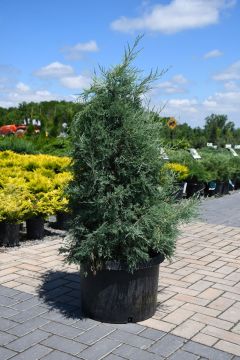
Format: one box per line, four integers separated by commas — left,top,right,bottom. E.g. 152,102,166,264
0,124,28,135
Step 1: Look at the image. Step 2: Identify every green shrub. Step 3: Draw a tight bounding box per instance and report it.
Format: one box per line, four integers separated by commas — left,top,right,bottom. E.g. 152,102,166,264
0,136,37,154
61,38,195,272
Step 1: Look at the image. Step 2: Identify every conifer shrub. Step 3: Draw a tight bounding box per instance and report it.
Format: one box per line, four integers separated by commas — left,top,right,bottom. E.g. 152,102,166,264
62,38,195,272
0,151,71,223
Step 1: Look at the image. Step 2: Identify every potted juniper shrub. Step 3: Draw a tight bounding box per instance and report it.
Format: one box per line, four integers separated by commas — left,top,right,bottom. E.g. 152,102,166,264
25,171,57,239
53,172,73,230
61,38,195,323
0,184,31,247
201,153,230,196
161,162,189,199
25,189,65,239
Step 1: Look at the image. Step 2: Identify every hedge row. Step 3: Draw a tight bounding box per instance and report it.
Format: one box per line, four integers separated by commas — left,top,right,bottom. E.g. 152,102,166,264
164,148,240,185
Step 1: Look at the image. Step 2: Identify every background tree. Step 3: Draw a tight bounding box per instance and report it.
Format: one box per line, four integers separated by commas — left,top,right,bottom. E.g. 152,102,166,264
204,114,235,146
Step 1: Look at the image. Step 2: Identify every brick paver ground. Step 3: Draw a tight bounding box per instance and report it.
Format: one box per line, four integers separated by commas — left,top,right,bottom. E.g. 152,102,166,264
0,192,240,359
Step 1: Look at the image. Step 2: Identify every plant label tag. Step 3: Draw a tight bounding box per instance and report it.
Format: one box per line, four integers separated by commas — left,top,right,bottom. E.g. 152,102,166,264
189,148,201,159
160,148,169,160
234,145,240,149
225,144,232,149
229,148,238,157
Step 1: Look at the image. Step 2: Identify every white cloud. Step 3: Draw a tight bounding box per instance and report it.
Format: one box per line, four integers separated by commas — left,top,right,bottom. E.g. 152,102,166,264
213,60,240,81
204,49,223,59
33,61,91,90
0,82,75,108
167,98,198,114
203,91,240,112
155,74,188,94
34,62,74,78
224,81,239,91
6,88,58,104
61,40,99,60
172,74,188,84
60,75,91,89
111,0,236,34
16,82,30,92
158,88,240,127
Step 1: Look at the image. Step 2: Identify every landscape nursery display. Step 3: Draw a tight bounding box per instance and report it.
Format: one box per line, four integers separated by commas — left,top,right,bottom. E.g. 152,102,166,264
61,38,195,323
0,151,71,246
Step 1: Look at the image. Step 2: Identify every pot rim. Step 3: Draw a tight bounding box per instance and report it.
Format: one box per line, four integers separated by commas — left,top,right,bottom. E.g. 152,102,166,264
82,253,165,272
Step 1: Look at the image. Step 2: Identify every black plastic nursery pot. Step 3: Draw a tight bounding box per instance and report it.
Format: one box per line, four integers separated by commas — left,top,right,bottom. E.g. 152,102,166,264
56,211,70,230
186,182,205,198
26,216,45,239
0,222,20,247
216,181,229,196
80,253,164,323
222,182,230,195
234,178,240,190
206,181,217,197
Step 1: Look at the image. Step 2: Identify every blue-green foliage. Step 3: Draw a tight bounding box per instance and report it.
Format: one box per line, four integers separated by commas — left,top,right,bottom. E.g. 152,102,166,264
62,37,195,272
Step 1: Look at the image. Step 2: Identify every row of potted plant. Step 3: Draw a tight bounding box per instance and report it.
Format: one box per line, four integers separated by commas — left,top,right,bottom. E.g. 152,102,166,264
163,149,240,197
0,151,72,246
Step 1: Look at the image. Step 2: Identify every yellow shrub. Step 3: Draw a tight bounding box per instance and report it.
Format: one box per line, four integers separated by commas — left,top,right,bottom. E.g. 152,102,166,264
0,150,72,221
163,162,189,181
0,184,32,223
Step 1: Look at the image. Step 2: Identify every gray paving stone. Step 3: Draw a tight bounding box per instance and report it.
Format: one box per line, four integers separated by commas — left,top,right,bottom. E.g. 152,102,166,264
0,347,17,360
0,318,18,331
44,287,72,299
5,329,50,352
0,330,17,345
139,328,166,341
75,324,116,345
41,320,84,338
41,309,78,325
105,323,145,334
148,334,184,357
63,274,80,283
66,281,81,290
12,296,43,310
12,292,34,302
10,344,52,359
42,334,87,355
41,350,79,359
108,329,153,349
199,192,240,227
71,318,99,330
9,305,48,323
0,286,20,297
52,294,77,305
169,349,199,360
0,305,19,318
113,344,163,360
0,295,19,306
7,316,50,336
182,341,232,360
78,338,121,360
104,355,125,360
43,278,70,290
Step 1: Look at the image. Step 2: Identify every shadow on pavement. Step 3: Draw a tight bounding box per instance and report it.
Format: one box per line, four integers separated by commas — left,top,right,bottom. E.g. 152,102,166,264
38,270,84,319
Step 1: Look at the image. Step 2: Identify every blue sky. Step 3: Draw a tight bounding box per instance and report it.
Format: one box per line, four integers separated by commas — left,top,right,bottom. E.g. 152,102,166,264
1,0,240,127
